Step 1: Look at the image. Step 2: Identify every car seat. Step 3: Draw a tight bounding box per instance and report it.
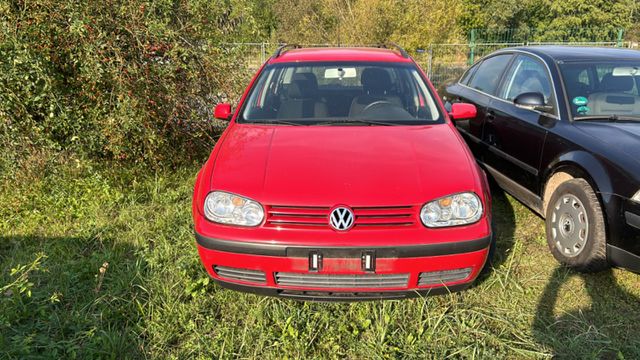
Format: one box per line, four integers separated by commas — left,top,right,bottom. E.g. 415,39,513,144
349,68,402,117
278,73,328,119
588,74,640,115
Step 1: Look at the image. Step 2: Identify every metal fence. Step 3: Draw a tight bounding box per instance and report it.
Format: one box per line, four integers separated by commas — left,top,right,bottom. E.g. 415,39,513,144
222,28,639,89
420,28,638,88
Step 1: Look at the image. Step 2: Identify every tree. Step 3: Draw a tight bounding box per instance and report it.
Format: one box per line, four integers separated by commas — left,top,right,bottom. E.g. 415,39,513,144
458,0,637,42
535,0,637,41
271,0,463,47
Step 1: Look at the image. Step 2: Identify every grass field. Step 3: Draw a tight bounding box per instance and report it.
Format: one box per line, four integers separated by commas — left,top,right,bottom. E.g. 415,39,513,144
2,159,640,359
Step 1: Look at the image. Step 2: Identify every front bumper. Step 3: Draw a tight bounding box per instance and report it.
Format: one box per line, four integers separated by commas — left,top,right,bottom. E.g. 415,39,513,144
195,233,492,301
606,198,640,273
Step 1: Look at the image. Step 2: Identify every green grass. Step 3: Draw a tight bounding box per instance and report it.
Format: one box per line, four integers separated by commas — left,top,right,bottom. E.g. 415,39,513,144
2,160,640,359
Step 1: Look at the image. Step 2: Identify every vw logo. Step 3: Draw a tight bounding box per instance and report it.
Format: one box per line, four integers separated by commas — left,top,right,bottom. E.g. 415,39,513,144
329,206,354,231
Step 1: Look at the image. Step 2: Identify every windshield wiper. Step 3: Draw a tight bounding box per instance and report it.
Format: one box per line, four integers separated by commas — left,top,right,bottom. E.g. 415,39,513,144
574,114,640,122
316,119,400,126
249,119,307,126
244,119,405,126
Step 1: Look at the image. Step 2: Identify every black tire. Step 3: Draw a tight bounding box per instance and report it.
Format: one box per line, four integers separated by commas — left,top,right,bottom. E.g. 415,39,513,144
544,178,609,272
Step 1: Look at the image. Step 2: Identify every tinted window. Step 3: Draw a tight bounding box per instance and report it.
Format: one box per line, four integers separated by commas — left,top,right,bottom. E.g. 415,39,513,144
468,54,512,95
500,55,554,107
460,62,480,85
240,62,442,125
561,64,595,97
560,60,640,118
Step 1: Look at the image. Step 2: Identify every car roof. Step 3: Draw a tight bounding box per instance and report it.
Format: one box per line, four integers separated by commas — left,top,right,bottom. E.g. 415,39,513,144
268,47,414,64
498,46,640,62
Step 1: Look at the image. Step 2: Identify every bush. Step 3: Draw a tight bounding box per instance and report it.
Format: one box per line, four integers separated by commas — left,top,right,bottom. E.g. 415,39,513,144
0,0,264,169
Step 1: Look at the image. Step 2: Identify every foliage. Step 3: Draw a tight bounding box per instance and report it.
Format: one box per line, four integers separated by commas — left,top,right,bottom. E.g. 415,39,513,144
0,0,270,169
459,0,638,41
271,0,638,46
272,0,464,48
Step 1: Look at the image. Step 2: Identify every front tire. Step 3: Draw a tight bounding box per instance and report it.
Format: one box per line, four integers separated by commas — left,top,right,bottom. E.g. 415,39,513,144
544,178,609,272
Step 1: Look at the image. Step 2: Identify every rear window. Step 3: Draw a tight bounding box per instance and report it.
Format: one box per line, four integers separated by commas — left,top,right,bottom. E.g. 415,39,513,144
239,62,442,125
468,54,513,95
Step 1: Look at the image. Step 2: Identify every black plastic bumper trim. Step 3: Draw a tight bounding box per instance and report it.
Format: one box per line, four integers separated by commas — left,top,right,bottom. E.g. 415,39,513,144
213,278,471,302
625,211,640,230
195,232,492,258
608,244,640,274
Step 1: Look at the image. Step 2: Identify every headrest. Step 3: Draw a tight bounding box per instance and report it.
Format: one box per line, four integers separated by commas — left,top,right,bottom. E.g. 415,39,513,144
601,73,634,92
292,73,318,89
361,68,392,95
288,73,318,99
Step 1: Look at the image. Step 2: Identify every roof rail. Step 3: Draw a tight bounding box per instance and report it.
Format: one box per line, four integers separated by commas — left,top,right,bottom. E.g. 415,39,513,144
378,42,409,58
272,44,302,58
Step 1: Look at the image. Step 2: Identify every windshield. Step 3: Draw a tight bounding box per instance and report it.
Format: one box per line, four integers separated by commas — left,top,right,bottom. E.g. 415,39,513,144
239,62,442,125
560,61,640,119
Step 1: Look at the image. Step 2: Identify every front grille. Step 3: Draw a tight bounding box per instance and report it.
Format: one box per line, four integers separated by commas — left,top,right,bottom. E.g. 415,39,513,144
266,206,330,227
214,266,266,284
275,272,409,288
352,206,415,227
265,205,416,228
418,268,472,286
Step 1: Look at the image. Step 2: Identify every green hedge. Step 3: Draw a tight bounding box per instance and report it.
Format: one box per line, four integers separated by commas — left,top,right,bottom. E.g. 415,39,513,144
0,0,264,169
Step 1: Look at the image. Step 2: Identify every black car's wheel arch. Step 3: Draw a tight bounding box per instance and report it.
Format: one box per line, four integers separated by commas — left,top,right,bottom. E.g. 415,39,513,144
542,154,613,243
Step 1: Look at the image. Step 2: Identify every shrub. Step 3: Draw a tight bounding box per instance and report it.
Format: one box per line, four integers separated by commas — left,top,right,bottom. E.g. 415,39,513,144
0,0,264,169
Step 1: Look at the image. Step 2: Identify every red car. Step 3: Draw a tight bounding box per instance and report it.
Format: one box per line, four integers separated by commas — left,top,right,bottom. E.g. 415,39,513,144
193,44,493,301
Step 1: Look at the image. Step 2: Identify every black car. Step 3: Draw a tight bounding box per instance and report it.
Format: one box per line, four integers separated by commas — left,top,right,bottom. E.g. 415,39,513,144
443,46,640,273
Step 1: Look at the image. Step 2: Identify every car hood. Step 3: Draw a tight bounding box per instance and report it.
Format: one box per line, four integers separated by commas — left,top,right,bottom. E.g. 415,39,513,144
576,122,640,165
210,124,479,207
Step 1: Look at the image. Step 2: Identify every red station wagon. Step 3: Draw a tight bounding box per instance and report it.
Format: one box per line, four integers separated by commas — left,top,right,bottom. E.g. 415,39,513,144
192,44,494,301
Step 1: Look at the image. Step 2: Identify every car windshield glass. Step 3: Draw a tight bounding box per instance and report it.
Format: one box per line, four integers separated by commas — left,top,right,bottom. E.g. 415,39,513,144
560,61,640,119
239,62,442,125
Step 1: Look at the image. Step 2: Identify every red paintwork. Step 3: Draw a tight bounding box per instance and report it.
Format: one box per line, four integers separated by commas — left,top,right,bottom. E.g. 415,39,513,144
214,103,232,120
450,103,477,120
192,47,492,297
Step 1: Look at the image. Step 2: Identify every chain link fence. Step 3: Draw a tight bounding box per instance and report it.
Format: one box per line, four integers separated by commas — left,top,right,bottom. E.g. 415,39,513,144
222,28,639,91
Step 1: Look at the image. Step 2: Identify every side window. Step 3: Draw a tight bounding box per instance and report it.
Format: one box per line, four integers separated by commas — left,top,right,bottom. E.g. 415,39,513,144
460,62,480,85
468,54,513,95
500,55,554,106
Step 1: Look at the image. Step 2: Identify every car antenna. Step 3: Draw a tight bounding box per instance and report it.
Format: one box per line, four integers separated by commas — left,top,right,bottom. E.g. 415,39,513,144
378,42,409,58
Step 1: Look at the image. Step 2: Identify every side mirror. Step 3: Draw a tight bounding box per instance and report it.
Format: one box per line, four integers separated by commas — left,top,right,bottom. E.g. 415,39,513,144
514,92,553,113
449,103,477,120
214,103,232,121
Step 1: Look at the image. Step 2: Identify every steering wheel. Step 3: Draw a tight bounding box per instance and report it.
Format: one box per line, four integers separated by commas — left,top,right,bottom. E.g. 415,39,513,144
362,100,395,113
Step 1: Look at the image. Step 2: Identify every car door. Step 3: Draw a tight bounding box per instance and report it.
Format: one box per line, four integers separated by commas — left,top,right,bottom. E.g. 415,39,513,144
445,54,514,160
482,54,558,195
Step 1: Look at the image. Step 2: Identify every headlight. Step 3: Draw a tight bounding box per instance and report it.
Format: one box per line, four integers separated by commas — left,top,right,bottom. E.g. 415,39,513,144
420,192,483,228
633,190,640,203
204,191,264,226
